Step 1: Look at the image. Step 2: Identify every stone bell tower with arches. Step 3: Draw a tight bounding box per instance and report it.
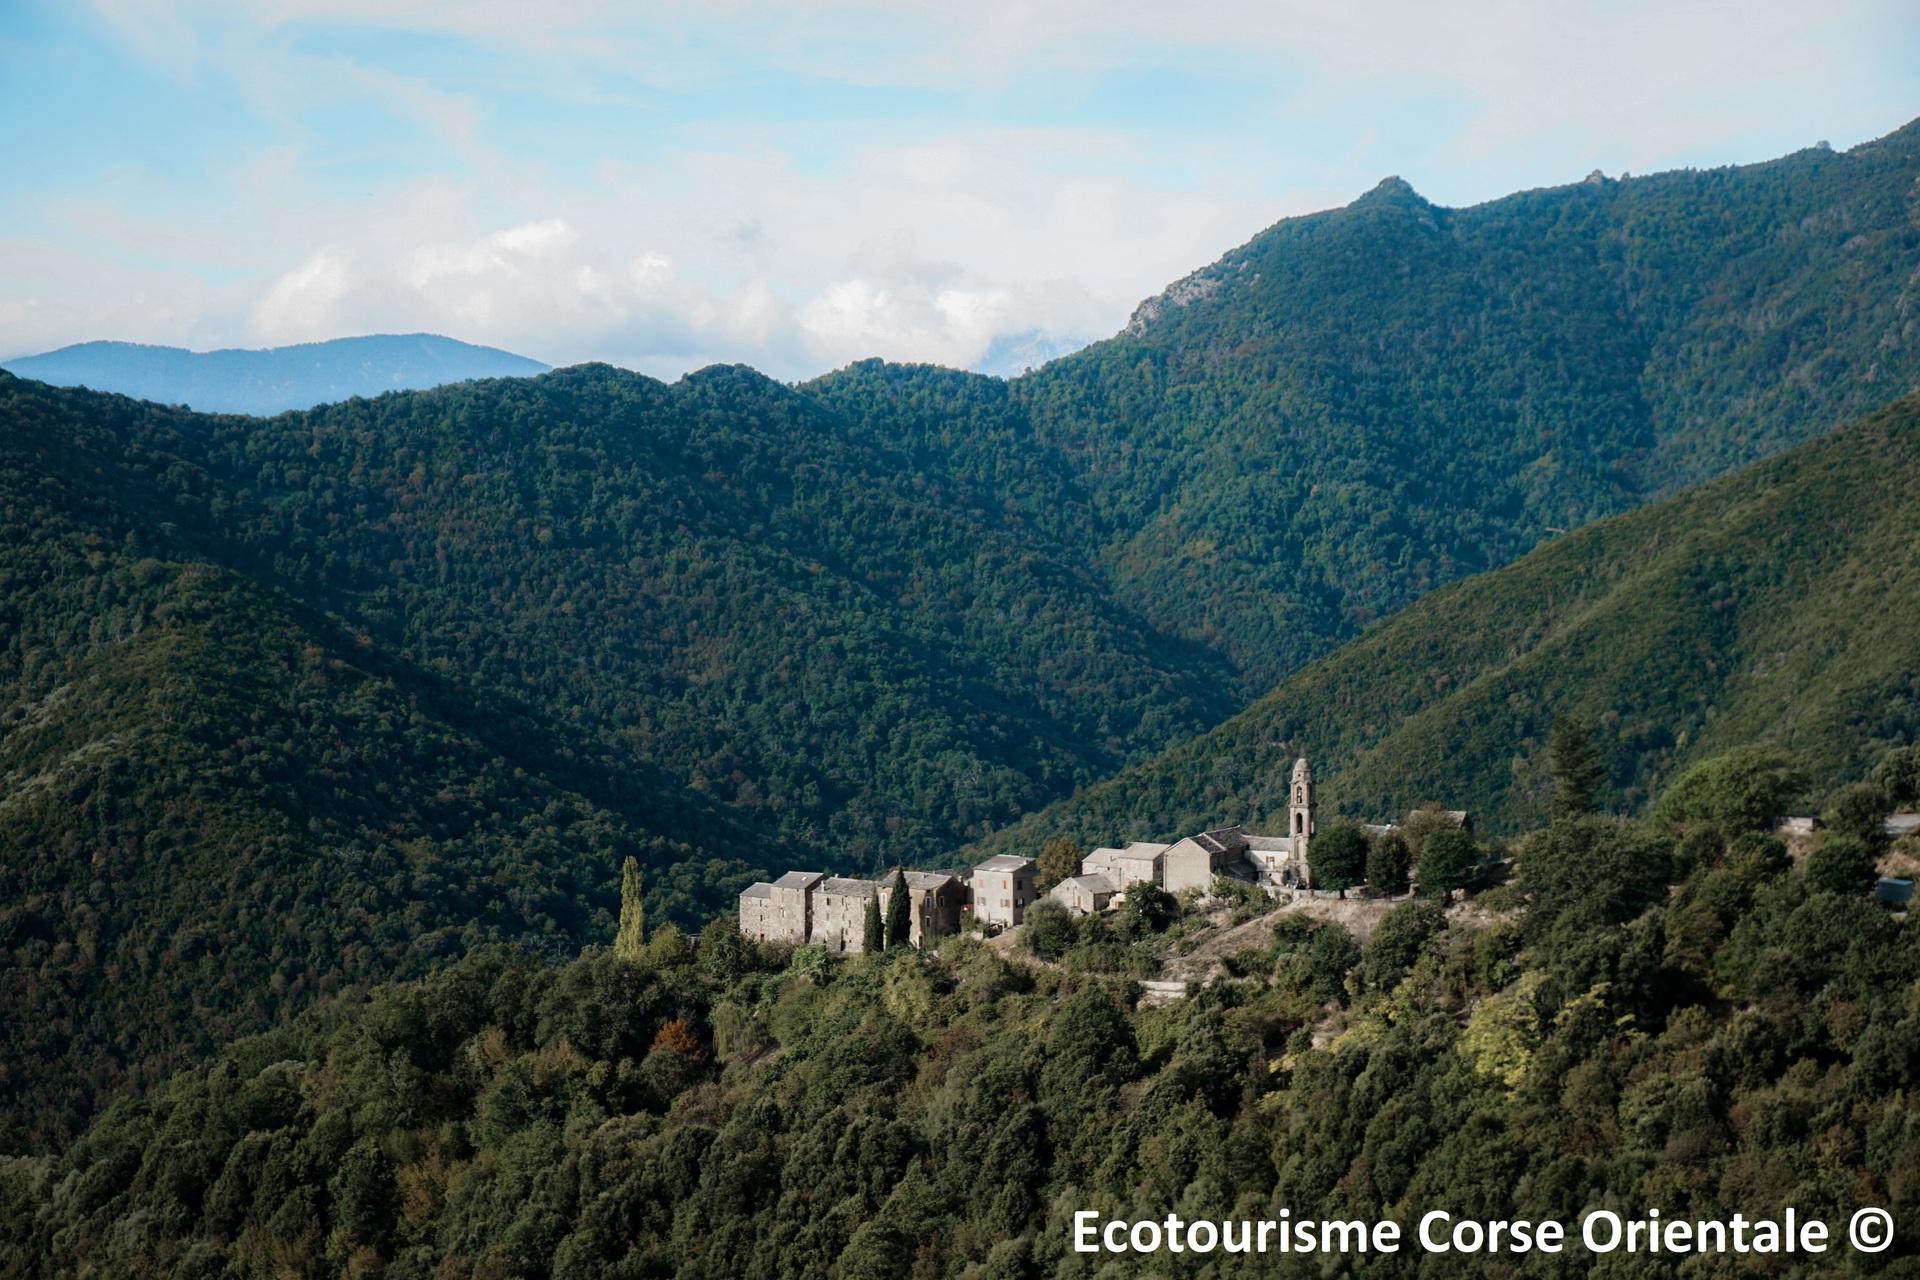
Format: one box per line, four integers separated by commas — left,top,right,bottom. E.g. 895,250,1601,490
1289,757,1318,884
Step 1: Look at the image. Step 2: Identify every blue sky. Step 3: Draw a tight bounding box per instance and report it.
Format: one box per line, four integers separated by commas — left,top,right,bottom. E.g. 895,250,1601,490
3,1,1917,380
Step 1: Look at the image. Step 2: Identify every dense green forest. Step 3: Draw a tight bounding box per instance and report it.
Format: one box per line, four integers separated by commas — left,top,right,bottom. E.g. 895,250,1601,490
7,742,1918,1278
818,120,1920,694
0,383,775,1150
974,392,1920,857
7,120,1920,1167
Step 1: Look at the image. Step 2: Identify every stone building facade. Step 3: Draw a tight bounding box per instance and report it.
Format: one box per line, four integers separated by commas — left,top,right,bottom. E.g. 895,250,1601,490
1162,828,1254,894
812,876,879,951
1082,842,1168,888
1050,872,1117,917
897,871,965,947
971,855,1036,928
737,869,964,950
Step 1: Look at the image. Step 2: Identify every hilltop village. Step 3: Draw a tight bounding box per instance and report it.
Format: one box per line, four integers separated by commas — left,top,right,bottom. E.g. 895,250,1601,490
738,758,1453,948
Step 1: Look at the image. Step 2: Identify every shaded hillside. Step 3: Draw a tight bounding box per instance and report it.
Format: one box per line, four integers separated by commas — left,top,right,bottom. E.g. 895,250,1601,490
818,120,1920,695
972,393,1920,853
0,382,765,1150
1,335,549,416
157,364,1235,859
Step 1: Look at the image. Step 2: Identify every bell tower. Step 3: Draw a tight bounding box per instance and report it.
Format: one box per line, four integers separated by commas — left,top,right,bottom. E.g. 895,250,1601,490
1289,757,1317,883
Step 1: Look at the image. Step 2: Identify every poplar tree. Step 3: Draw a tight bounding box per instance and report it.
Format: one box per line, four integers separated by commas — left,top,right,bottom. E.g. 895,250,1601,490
615,857,646,960
1036,837,1082,894
886,868,912,949
862,889,884,953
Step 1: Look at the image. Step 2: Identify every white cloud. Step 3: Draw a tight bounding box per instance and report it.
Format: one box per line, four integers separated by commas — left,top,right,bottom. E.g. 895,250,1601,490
253,243,355,340
12,0,1915,379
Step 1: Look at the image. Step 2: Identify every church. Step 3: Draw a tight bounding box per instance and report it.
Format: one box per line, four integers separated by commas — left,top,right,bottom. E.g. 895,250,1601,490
1091,757,1321,894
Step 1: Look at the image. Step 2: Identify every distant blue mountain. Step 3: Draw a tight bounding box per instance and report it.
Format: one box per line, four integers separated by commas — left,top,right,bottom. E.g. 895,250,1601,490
1,333,551,415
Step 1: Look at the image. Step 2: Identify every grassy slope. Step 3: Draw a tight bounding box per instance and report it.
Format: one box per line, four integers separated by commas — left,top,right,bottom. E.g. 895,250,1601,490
971,393,1920,853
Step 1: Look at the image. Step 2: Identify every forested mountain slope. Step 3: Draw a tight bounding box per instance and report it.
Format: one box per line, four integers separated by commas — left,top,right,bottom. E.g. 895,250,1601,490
817,119,1920,694
0,379,769,1149
11,800,1919,1280
973,392,1920,853
0,365,1233,863
9,119,1920,1152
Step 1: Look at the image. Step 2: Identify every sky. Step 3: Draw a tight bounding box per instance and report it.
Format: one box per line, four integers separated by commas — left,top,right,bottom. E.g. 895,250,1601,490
2,1,1916,381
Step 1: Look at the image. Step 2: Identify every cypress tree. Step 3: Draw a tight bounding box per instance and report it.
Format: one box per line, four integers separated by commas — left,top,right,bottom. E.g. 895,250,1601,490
1549,717,1607,822
862,888,884,953
615,857,647,960
885,868,912,949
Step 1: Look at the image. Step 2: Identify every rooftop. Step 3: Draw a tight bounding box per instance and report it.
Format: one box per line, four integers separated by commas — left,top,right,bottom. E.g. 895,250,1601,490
974,854,1035,873
817,876,878,896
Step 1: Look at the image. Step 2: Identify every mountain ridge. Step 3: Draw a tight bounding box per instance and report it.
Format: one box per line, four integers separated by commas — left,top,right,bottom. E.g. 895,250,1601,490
0,334,550,417
968,391,1920,857
6,118,1920,1149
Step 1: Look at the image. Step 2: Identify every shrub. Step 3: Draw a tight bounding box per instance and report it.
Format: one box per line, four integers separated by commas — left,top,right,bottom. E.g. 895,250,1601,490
1023,899,1076,961
1804,836,1879,896
1653,745,1807,834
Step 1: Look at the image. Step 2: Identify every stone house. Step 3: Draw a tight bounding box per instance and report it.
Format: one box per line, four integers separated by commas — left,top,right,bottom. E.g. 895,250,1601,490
1082,842,1169,889
972,854,1037,928
1050,872,1117,917
1243,833,1297,884
738,882,776,940
1162,828,1254,894
812,876,880,951
737,870,822,944
739,868,964,950
891,871,964,947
